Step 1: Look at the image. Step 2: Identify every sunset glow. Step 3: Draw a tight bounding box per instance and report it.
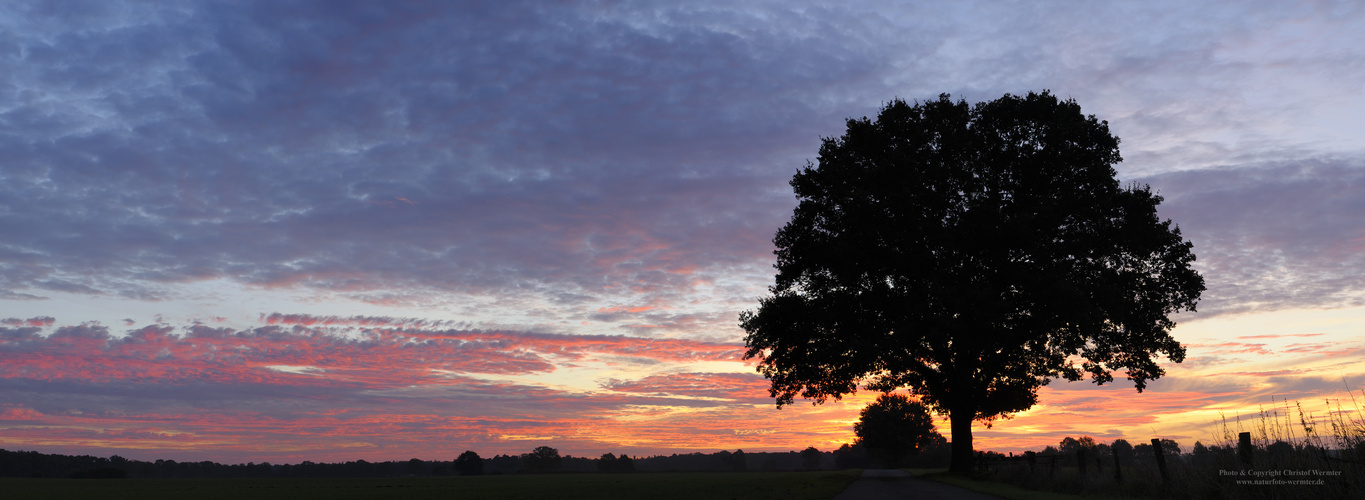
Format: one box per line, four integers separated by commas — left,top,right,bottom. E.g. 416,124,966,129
3,1,1365,464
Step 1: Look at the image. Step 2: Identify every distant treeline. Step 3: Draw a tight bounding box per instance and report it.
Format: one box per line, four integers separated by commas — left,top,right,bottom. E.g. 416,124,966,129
1,442,950,479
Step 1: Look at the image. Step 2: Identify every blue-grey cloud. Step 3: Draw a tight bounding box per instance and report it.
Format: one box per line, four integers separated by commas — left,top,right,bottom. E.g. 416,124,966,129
2,0,1364,330
1142,160,1365,315
1,1,883,311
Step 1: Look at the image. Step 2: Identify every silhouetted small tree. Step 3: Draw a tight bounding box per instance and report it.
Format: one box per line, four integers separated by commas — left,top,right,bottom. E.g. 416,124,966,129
1095,443,1111,458
597,453,634,473
730,449,748,472
404,458,427,476
1059,436,1098,466
523,446,561,473
1112,439,1134,465
597,453,617,472
854,393,943,467
1133,442,1152,458
1157,438,1181,456
487,454,521,474
833,443,869,469
454,450,483,476
800,447,822,470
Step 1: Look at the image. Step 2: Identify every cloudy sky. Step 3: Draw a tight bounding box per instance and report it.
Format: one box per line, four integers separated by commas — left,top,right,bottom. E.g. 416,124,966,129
2,0,1364,463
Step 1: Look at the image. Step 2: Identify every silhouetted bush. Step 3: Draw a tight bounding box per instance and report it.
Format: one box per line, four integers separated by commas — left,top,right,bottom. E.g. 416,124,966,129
522,446,561,473
454,450,483,476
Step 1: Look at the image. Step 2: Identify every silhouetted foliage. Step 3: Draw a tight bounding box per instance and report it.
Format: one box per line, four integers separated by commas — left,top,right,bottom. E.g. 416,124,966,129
0,448,450,478
522,446,561,473
404,457,427,476
1155,438,1181,457
800,447,822,470
596,452,635,473
1112,439,1135,465
486,454,522,475
854,394,944,467
730,449,748,472
1060,436,1100,466
1133,442,1153,458
454,450,483,476
598,452,617,472
1,446,885,478
615,454,635,472
1266,440,1294,459
834,443,870,469
741,91,1204,474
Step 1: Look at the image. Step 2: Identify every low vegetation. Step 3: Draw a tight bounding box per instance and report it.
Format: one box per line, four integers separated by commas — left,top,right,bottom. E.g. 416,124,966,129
964,392,1365,499
10,393,1362,499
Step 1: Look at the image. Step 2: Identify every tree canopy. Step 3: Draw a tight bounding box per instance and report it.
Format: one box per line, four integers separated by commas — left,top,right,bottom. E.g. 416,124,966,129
454,450,483,476
741,91,1204,474
522,446,561,473
800,446,822,470
854,393,944,467
597,452,636,473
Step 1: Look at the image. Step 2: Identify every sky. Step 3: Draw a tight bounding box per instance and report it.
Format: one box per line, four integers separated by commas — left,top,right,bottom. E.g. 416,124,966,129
2,0,1364,464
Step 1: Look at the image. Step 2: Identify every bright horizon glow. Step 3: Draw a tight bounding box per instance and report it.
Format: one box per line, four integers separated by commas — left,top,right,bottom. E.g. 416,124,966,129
2,306,1362,463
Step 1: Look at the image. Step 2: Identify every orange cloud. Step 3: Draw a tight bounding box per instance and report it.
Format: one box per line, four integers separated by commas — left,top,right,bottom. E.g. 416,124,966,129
602,372,772,401
0,319,775,461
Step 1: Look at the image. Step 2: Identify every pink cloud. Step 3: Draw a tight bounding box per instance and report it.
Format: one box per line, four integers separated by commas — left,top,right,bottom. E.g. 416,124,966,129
0,321,746,395
1,316,55,327
1186,341,1273,355
602,372,772,401
1237,333,1325,339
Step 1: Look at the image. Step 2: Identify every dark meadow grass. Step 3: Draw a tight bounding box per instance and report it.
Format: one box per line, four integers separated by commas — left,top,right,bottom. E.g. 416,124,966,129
0,469,862,500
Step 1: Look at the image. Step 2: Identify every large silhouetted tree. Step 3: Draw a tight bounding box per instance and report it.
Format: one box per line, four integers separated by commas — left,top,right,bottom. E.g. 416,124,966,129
854,394,944,467
741,91,1204,474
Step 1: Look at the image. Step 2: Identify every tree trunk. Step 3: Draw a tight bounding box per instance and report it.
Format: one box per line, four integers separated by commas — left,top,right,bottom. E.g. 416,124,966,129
948,404,974,475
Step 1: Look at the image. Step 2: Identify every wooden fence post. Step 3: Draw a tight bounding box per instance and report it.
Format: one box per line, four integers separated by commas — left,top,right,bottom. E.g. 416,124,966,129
1151,438,1170,486
1113,449,1122,483
1238,432,1254,468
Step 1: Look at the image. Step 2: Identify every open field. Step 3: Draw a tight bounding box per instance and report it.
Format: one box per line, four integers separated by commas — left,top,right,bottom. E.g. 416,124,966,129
0,470,861,500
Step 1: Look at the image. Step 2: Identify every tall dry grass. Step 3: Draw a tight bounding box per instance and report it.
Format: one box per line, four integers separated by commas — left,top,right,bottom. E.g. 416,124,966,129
974,390,1365,499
